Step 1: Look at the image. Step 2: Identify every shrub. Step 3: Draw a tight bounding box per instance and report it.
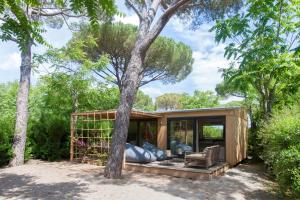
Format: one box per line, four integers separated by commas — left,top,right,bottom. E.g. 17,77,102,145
0,83,17,166
0,82,32,166
259,106,300,198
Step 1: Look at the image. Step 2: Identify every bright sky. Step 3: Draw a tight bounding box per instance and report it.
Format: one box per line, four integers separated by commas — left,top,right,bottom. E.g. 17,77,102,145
0,2,241,103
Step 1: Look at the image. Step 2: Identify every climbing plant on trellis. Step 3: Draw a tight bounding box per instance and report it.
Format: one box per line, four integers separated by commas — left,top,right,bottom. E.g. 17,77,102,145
70,111,115,165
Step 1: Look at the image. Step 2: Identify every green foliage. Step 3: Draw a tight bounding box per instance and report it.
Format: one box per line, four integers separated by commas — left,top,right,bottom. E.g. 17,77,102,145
0,82,17,166
213,0,300,162
68,23,193,88
155,90,220,110
180,90,219,109
175,0,242,29
155,93,183,110
28,72,119,161
0,0,116,52
259,106,300,198
212,0,300,121
203,126,223,139
133,90,155,111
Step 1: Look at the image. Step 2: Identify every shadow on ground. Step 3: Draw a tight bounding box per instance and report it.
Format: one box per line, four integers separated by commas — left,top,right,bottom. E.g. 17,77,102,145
0,161,278,200
69,163,278,200
0,173,87,200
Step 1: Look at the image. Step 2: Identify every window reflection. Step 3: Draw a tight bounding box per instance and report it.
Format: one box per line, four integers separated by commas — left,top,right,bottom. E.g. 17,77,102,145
169,120,193,147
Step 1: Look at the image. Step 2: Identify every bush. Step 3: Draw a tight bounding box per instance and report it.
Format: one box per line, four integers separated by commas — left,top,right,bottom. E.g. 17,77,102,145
259,106,300,198
0,83,17,166
0,82,32,166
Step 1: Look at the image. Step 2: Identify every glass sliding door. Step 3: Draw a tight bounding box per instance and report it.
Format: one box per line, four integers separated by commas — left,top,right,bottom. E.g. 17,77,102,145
198,117,226,161
169,120,194,149
139,121,157,145
167,116,226,161
127,120,158,146
127,121,138,145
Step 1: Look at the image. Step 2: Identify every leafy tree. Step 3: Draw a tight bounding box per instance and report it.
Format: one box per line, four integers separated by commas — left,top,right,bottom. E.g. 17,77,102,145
212,0,300,121
180,90,219,109
133,91,155,111
213,0,300,160
42,43,155,112
156,90,219,110
70,23,193,89
155,93,183,110
0,0,116,166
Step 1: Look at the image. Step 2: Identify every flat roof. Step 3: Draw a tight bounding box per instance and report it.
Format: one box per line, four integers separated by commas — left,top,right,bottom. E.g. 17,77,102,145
72,109,163,119
72,107,244,119
153,106,244,114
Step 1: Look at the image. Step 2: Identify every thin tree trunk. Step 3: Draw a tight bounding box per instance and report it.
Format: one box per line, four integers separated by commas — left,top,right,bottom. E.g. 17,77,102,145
9,43,32,167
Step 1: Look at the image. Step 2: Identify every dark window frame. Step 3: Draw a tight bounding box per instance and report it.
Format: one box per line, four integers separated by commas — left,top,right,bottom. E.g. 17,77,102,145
128,119,158,146
167,116,226,152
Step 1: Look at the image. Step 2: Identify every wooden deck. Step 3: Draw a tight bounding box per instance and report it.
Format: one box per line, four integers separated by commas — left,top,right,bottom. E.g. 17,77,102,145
124,160,230,180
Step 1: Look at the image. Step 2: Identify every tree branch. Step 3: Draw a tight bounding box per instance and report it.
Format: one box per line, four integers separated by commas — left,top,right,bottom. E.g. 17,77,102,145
126,0,143,21
32,8,87,18
139,71,166,86
31,8,70,16
92,69,119,86
142,0,190,49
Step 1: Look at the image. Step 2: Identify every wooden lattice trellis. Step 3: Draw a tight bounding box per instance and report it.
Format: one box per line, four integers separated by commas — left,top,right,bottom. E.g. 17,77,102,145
70,110,162,165
70,111,115,165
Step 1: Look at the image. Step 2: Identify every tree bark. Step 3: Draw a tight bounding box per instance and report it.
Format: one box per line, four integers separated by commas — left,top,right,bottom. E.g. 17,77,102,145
104,0,179,179
104,50,144,178
9,42,32,167
104,16,159,178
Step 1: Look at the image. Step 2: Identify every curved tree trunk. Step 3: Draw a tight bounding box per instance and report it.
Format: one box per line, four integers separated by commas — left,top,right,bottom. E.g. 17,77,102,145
9,43,32,167
104,50,143,178
104,0,176,178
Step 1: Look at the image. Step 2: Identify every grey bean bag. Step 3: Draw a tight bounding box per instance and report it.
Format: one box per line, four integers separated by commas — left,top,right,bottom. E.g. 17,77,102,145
125,143,157,163
170,140,193,156
143,142,167,161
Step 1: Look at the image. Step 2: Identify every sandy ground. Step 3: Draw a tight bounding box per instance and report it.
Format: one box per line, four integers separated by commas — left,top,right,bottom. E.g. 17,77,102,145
0,160,277,200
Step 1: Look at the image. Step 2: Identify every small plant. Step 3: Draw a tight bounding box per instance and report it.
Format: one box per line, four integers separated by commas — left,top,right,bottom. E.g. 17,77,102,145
97,152,109,166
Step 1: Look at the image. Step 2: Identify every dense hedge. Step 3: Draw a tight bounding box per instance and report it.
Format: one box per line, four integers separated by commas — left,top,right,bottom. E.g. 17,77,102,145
0,83,15,166
259,106,300,198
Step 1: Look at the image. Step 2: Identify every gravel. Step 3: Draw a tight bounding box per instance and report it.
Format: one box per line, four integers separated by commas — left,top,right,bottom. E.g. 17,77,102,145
0,160,277,200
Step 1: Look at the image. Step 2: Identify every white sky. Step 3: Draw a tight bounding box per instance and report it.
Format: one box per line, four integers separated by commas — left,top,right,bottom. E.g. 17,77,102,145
0,3,242,103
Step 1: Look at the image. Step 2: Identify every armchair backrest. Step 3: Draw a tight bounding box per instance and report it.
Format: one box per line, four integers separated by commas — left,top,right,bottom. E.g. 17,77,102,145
204,145,220,162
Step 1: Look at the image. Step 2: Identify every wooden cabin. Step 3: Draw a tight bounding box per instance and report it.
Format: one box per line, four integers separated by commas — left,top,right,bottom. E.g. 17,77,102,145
71,107,248,166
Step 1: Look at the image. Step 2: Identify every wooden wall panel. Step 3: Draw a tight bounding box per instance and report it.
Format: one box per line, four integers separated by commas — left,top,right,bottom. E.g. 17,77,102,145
156,108,248,166
157,115,167,149
225,115,237,166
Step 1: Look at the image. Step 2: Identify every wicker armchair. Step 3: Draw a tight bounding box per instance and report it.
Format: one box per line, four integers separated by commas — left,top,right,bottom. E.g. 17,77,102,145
184,145,220,168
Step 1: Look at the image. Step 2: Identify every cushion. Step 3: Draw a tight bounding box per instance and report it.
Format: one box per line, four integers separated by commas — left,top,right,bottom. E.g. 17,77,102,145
125,143,157,163
170,140,193,156
143,142,167,161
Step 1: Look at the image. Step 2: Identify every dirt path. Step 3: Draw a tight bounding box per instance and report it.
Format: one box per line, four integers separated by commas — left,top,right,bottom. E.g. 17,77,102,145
0,160,277,200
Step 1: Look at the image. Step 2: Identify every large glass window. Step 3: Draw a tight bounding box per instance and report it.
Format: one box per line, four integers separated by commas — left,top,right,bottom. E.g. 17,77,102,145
169,120,193,147
202,125,224,139
140,121,157,145
127,120,157,146
127,121,138,145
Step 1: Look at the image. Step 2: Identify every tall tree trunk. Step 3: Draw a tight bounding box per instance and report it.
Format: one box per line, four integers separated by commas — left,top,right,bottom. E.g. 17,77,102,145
104,0,176,178
104,50,144,178
9,42,32,167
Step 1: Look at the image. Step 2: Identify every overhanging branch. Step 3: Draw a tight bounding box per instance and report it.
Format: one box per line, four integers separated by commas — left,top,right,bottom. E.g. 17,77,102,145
126,0,143,21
